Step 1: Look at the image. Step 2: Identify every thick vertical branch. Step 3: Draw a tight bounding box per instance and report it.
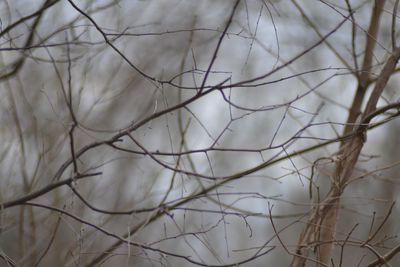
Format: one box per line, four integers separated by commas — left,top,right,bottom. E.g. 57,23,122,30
290,4,400,265
343,0,385,137
316,46,400,266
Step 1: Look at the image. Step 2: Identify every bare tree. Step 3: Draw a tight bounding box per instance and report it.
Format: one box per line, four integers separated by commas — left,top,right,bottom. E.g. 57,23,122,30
1,0,400,266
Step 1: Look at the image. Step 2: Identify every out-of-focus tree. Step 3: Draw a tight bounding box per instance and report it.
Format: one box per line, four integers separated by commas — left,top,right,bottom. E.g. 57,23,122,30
1,1,400,266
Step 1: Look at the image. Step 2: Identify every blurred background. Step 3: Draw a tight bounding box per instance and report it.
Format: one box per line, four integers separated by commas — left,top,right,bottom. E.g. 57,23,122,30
0,0,400,266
